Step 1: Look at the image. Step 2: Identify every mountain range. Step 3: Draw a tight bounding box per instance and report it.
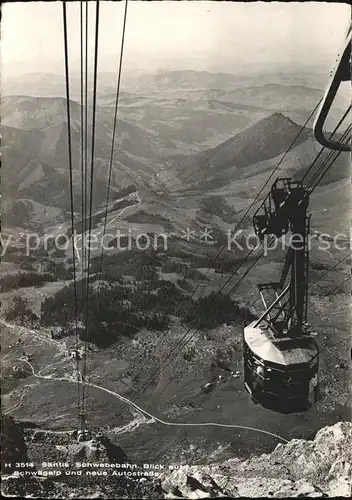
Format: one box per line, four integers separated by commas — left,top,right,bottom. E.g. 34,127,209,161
1,70,350,236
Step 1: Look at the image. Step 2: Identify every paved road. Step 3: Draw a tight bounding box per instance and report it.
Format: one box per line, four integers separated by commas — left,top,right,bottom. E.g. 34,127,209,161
2,319,287,443
17,358,288,444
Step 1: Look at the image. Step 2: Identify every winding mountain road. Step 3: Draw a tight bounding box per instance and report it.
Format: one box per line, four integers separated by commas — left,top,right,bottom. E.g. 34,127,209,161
2,319,288,443
16,357,288,443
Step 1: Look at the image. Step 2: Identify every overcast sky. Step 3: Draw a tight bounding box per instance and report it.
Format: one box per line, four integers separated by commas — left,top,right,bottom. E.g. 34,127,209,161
1,1,351,78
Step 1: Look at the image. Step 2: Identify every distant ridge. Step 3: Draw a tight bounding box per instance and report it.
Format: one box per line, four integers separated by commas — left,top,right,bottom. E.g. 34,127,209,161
176,112,310,187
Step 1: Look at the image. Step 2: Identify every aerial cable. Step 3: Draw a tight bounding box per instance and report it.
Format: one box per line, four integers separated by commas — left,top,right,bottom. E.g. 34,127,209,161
169,256,351,411
123,152,343,415
81,0,100,430
113,102,324,411
113,92,347,418
82,0,90,383
250,252,350,310
236,126,351,311
83,0,89,294
228,129,352,304
132,244,351,412
80,1,85,298
308,126,351,193
310,253,350,291
118,234,280,416
238,126,352,311
114,100,328,417
234,128,351,304
304,126,350,200
301,105,351,184
133,99,324,377
303,114,351,190
82,0,100,425
97,0,129,298
302,115,351,191
228,245,270,296
114,245,265,420
115,102,350,417
62,0,81,427
189,99,323,301
116,118,350,423
122,240,349,415
84,0,129,403
171,245,269,357
327,275,351,296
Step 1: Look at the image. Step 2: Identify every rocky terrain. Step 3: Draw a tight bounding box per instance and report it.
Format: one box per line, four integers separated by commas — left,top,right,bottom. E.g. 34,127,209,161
2,419,351,498
158,421,352,498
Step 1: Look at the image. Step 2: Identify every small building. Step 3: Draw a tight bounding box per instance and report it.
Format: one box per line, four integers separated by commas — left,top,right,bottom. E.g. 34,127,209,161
68,348,82,360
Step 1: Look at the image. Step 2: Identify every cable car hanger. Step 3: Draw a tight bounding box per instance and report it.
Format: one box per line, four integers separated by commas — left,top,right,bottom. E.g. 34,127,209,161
313,23,351,152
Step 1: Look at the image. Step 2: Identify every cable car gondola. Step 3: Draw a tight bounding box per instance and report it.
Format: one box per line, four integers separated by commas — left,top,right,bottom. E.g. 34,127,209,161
244,321,318,413
243,22,351,413
243,179,319,413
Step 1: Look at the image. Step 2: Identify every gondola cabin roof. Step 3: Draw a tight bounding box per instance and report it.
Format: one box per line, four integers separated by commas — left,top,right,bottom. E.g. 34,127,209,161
244,321,318,367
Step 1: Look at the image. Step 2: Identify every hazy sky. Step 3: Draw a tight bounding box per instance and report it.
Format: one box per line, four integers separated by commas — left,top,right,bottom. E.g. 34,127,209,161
1,1,351,78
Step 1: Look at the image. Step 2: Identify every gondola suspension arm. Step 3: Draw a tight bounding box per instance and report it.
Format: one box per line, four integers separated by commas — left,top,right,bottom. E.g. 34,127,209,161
313,24,351,152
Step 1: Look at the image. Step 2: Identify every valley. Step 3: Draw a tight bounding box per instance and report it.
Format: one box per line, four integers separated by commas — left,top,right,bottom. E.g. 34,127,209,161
1,68,351,497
